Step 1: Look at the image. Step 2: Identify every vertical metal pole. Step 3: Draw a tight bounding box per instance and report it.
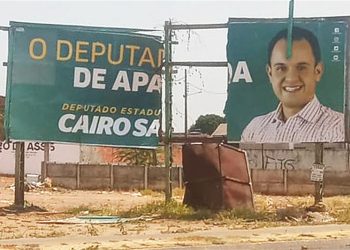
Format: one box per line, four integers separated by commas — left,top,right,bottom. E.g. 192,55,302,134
76,164,81,189
184,69,188,140
164,21,173,202
287,0,294,59
314,142,324,205
110,164,114,189
14,142,25,208
144,165,148,190
344,18,350,164
42,143,49,181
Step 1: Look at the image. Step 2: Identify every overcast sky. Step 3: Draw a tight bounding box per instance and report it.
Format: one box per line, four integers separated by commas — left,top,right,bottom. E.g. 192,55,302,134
1,0,350,132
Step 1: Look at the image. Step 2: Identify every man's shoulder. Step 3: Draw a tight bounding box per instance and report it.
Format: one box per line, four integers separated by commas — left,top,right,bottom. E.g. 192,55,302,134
247,111,276,126
241,111,276,142
319,105,344,122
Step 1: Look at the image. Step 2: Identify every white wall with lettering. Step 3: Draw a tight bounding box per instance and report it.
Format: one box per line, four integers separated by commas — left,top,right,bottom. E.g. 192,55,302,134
0,141,80,175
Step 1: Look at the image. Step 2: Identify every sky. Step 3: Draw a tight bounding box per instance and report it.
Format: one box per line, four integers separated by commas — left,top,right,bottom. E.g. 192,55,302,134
1,0,350,132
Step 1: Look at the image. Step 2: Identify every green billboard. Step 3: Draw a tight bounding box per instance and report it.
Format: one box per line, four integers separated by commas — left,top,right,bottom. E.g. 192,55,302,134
225,18,347,143
5,22,164,148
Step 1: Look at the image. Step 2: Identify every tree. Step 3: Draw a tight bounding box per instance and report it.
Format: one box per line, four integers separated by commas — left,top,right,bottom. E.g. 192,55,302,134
116,148,162,167
189,114,225,135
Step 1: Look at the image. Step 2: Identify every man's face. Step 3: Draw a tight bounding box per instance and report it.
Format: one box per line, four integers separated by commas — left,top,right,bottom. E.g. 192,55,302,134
266,38,323,114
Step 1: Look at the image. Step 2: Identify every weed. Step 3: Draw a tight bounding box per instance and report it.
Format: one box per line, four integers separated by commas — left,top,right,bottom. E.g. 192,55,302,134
87,225,99,236
118,223,127,235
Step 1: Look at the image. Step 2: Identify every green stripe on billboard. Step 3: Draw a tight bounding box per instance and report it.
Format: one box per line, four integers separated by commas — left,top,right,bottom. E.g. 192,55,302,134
5,22,164,148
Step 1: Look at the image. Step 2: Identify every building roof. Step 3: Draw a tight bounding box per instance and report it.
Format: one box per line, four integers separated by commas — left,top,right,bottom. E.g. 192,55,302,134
211,123,227,137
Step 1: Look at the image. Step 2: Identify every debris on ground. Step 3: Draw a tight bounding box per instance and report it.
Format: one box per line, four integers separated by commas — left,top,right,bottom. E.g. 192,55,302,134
7,177,59,192
306,211,335,223
276,205,335,223
38,215,157,224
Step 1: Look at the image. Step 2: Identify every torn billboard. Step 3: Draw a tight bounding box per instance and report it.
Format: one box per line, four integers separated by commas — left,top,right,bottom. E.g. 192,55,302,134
225,17,348,143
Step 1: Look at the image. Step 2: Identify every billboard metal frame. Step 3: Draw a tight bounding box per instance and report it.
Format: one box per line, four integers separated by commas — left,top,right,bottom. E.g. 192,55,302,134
163,16,350,200
163,21,228,201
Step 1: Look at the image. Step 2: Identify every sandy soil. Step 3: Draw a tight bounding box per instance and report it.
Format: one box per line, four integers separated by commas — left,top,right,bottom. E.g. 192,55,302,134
1,176,350,250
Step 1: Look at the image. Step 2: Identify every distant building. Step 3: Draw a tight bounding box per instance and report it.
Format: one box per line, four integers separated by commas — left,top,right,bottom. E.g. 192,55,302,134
211,123,227,137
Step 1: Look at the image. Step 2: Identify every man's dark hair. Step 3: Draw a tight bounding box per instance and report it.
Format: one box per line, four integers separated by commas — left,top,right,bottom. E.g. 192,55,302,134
267,26,321,65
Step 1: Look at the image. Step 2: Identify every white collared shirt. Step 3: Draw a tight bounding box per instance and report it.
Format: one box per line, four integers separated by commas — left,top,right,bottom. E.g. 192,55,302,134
241,97,344,143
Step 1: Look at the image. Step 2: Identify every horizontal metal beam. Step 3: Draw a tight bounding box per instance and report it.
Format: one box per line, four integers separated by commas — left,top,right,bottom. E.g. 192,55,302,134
0,26,9,31
160,135,227,144
171,61,227,67
167,23,228,30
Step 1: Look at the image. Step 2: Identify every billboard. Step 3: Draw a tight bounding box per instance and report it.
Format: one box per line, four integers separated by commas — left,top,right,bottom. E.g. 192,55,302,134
225,18,348,143
5,22,164,148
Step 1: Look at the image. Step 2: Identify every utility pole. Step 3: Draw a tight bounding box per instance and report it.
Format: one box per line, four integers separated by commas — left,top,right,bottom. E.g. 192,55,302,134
164,21,173,202
309,142,326,212
314,143,325,204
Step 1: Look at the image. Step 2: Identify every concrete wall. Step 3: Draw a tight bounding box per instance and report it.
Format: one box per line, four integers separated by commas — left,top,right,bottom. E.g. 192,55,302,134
251,169,350,196
42,143,350,196
43,163,183,191
240,142,350,195
43,162,350,196
240,143,349,171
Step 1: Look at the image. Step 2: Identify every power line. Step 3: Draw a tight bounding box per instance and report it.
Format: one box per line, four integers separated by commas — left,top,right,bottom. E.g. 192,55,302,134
188,82,226,95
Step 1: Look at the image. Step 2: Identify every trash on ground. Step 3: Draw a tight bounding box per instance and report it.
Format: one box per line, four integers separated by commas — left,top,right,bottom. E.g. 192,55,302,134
37,215,157,224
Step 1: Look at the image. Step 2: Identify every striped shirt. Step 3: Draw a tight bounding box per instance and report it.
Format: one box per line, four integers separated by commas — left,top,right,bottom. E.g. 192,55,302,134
241,97,344,143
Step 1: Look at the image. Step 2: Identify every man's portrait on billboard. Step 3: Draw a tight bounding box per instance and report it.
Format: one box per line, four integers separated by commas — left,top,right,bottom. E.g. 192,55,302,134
226,19,347,143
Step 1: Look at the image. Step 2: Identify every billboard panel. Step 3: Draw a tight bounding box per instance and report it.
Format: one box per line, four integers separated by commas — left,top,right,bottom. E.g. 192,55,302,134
225,18,348,143
5,22,163,148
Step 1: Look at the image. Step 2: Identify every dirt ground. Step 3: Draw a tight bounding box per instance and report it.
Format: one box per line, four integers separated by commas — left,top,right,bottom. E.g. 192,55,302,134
2,176,350,250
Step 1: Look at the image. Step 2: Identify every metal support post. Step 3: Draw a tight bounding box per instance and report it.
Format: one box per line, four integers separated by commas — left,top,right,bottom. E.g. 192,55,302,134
14,142,25,209
184,69,188,140
42,143,50,181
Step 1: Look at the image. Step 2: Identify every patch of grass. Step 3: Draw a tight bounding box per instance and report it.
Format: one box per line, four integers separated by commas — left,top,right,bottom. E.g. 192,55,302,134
139,189,163,197
215,207,274,222
325,196,350,223
120,200,200,219
119,200,270,222
172,188,185,198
